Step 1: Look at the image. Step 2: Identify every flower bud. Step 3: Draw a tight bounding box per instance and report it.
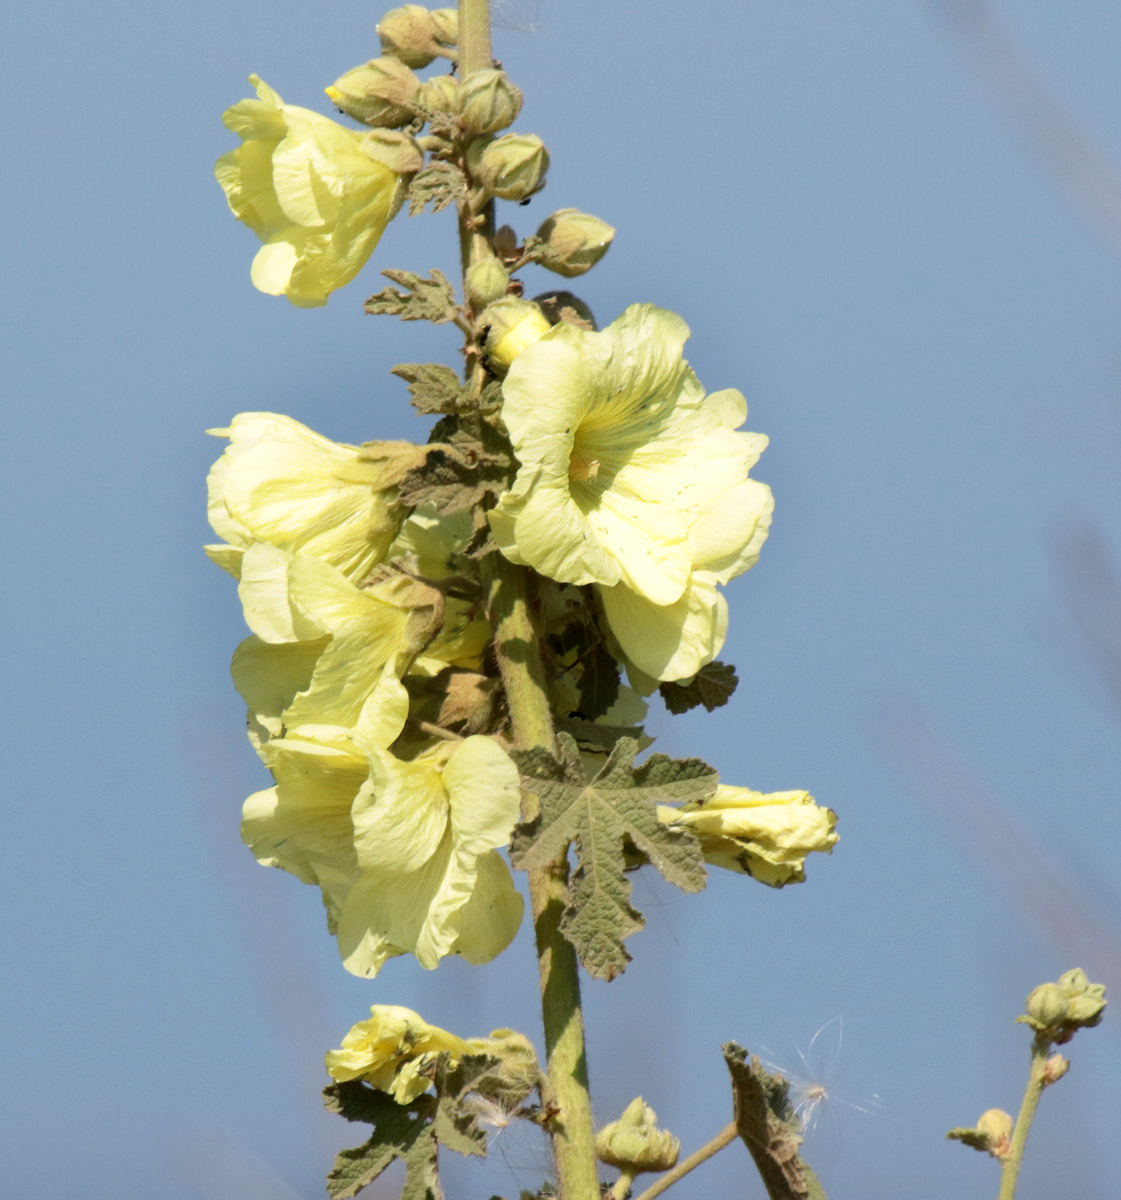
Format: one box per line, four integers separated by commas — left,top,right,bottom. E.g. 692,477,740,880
1024,983,1068,1031
1058,969,1107,1029
976,1109,1014,1145
378,5,444,68
359,129,424,176
430,7,458,45
482,298,551,370
325,57,420,128
596,1097,680,1174
466,256,510,308
459,69,523,135
533,290,597,330
468,1029,541,1108
534,208,615,277
417,73,458,117
469,133,549,201
1042,1053,1070,1085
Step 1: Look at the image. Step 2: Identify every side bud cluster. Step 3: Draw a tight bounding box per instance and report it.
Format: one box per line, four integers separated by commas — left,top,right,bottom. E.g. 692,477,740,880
1019,968,1107,1042
595,1097,680,1174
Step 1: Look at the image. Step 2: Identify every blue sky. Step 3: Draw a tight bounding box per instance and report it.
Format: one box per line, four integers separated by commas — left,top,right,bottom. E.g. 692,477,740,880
5,2,1121,1197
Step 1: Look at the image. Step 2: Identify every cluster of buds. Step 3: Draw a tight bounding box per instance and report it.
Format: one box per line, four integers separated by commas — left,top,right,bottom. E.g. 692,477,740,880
1018,968,1107,1043
595,1097,680,1175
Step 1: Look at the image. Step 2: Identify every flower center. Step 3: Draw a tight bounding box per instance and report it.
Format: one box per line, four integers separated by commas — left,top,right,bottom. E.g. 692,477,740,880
569,450,600,483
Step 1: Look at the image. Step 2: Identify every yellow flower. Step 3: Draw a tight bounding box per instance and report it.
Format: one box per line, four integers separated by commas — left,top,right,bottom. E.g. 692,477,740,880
339,736,524,977
216,75,404,306
490,304,772,681
243,731,524,977
660,785,837,886
206,412,408,583
325,1005,470,1103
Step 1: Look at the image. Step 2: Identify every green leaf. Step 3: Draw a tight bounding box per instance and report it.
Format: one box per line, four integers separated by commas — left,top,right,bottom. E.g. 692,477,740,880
366,269,459,324
392,363,468,415
324,1085,438,1199
554,714,644,752
946,1127,995,1153
399,413,513,515
659,661,739,714
545,612,621,722
511,736,711,979
407,160,468,215
433,1052,503,1158
723,1045,826,1200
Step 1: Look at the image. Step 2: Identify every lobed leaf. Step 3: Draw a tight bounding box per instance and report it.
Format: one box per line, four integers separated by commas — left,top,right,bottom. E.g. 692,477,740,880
366,269,459,325
511,736,711,979
324,1087,438,1199
407,160,468,216
659,660,739,714
392,363,469,415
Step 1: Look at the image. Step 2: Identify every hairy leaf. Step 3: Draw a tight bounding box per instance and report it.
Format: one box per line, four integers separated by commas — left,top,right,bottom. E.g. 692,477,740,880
407,160,468,216
659,661,739,714
511,736,711,979
392,363,468,415
546,615,620,722
554,714,644,752
366,269,459,325
324,1086,437,1199
723,1045,827,1200
433,1053,503,1159
399,413,512,515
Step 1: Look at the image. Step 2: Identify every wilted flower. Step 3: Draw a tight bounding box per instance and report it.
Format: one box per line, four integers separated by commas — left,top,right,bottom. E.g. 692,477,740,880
205,412,411,582
326,1005,470,1103
660,785,837,885
490,304,772,680
216,76,404,306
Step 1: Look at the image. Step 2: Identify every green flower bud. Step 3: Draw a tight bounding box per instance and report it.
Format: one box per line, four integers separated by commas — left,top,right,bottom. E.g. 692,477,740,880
459,69,523,135
378,5,443,68
417,74,458,117
430,7,458,45
533,290,597,330
470,133,549,201
481,298,551,370
325,57,420,128
1024,982,1068,1031
595,1097,680,1174
360,129,424,175
466,256,510,308
534,208,615,277
1058,968,1107,1029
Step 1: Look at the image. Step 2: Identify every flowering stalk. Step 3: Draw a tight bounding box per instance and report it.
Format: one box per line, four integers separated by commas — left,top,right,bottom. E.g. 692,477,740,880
996,1035,1051,1200
458,4,600,1193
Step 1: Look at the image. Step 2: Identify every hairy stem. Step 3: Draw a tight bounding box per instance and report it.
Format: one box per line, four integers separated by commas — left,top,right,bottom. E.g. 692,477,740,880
484,554,600,1198
458,6,599,1194
631,1121,738,1200
997,1036,1052,1200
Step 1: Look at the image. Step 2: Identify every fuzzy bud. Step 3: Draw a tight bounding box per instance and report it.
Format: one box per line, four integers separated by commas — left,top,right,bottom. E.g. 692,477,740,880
466,257,510,308
325,57,420,128
976,1109,1014,1146
360,129,424,175
469,1029,541,1109
1020,969,1107,1038
1042,1053,1070,1085
378,5,443,68
482,298,551,370
1024,983,1068,1031
534,208,615,277
459,69,523,135
430,7,458,45
417,74,458,117
595,1097,680,1174
470,134,549,201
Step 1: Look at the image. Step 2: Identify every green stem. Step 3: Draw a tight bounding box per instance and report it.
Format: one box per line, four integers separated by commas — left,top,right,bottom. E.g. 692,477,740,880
457,0,493,77
631,1122,738,1200
997,1036,1052,1200
483,554,601,1199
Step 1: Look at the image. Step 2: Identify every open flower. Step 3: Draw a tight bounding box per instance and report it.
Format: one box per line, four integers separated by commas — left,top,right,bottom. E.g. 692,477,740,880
216,75,404,306
490,304,772,681
660,786,837,885
326,1005,470,1103
338,736,524,978
206,412,410,582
